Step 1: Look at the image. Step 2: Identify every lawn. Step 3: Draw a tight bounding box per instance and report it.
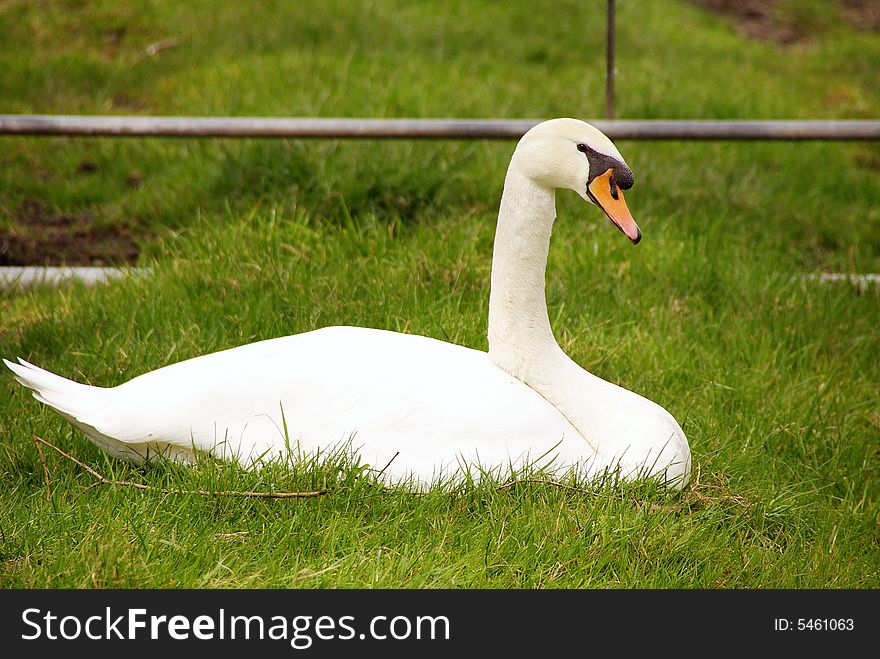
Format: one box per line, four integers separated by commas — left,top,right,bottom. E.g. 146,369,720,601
0,0,878,588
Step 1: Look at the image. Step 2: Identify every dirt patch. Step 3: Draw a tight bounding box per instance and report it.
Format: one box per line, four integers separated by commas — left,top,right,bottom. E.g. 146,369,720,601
0,199,139,266
843,0,880,31
694,0,879,42
691,0,804,44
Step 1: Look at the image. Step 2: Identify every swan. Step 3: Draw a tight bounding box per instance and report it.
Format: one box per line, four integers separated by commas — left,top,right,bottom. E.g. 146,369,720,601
5,118,691,489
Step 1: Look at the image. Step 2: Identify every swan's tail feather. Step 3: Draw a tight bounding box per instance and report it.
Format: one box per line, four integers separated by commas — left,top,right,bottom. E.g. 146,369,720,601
4,357,194,465
4,357,132,461
4,357,104,421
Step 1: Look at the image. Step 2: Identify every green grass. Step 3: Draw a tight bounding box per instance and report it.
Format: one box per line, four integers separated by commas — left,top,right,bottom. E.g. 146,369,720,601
1,0,878,588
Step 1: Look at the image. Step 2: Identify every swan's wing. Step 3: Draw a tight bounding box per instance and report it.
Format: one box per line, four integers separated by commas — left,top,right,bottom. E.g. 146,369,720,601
7,327,591,478
5,328,685,487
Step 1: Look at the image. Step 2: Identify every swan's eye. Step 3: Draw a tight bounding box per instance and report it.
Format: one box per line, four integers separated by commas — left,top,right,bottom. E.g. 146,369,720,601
576,143,589,153
609,176,619,200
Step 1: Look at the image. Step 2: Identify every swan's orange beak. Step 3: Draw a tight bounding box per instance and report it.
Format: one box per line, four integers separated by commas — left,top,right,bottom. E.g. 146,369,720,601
588,169,641,245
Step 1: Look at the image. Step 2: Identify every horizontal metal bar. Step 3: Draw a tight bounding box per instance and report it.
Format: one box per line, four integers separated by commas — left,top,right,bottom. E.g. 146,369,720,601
0,266,149,289
5,266,875,292
0,116,537,139
798,272,880,291
1,115,879,140
605,120,880,140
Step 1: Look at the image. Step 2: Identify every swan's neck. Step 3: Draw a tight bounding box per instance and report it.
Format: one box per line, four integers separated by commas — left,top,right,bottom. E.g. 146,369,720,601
487,164,609,452
488,165,563,375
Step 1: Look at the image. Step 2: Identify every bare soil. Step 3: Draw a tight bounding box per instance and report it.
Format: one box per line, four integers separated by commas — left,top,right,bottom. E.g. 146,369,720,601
842,0,880,31
0,198,139,266
694,0,879,43
692,0,804,44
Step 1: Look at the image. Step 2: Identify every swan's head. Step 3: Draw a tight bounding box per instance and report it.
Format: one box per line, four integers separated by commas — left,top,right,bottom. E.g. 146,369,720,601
513,118,641,244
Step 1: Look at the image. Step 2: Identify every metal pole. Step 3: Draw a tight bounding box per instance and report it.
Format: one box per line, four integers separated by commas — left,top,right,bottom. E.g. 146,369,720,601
606,0,615,120
0,116,538,139
1,116,880,140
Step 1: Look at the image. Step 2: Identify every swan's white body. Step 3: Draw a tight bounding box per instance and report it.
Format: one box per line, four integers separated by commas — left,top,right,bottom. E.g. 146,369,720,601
7,329,590,482
6,119,691,489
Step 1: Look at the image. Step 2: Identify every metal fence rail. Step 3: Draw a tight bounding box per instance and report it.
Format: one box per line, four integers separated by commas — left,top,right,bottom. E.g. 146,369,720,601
1,115,879,140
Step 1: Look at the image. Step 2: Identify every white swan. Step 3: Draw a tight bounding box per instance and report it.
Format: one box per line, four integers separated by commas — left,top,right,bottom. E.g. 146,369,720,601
5,118,691,489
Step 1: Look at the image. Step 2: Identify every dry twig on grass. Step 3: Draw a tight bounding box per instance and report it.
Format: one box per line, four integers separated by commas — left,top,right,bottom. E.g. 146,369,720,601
376,451,400,478
32,434,51,502
32,435,328,499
